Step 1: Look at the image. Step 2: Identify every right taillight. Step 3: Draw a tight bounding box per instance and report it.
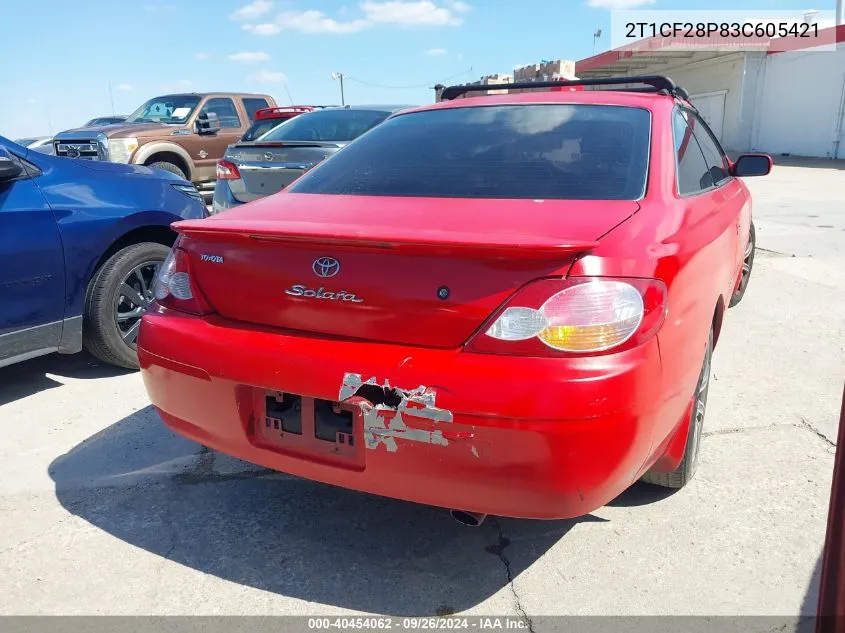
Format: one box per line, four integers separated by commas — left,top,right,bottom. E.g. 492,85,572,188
152,244,213,315
216,159,241,180
467,277,668,357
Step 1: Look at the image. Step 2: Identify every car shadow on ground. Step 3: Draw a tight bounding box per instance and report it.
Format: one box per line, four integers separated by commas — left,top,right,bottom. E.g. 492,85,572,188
0,352,134,406
801,555,823,616
48,404,641,615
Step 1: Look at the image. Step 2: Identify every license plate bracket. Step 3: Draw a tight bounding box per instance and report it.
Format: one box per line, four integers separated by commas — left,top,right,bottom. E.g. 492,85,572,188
252,390,364,468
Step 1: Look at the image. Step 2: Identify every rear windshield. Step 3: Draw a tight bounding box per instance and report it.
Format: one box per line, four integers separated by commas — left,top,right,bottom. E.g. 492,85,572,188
259,109,391,143
288,104,652,200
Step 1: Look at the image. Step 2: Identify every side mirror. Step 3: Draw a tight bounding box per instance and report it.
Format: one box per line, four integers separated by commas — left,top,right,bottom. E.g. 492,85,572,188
732,153,772,177
195,111,221,136
0,147,24,182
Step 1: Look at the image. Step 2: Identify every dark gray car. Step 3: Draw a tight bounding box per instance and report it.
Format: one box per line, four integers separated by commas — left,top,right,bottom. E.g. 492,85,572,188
211,105,413,214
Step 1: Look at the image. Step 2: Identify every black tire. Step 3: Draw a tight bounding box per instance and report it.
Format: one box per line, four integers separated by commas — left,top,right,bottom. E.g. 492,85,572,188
641,329,713,489
729,222,755,308
83,242,171,370
147,160,187,180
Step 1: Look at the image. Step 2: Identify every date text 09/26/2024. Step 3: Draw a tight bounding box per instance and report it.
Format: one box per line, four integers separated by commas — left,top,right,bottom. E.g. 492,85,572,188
625,21,820,39
307,618,529,630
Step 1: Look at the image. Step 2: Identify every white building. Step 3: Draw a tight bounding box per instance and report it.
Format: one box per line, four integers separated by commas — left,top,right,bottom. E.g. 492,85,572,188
575,23,845,158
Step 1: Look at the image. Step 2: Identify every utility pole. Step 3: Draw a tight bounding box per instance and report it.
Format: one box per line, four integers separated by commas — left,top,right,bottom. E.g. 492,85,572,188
108,80,116,115
332,72,345,106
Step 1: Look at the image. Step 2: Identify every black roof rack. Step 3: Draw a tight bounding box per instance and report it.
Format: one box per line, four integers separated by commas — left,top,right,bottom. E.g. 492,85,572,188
437,75,690,101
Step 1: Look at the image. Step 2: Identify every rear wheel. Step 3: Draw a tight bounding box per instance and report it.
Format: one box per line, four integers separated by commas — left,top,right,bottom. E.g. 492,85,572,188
729,222,755,308
83,242,171,369
642,329,713,489
147,160,187,180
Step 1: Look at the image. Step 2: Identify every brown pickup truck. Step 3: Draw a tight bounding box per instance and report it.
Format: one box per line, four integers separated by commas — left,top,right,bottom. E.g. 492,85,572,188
52,92,277,190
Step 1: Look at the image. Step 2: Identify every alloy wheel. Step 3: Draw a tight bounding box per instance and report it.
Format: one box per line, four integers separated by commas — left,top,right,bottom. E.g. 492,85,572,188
740,234,754,285
114,261,160,348
688,338,712,470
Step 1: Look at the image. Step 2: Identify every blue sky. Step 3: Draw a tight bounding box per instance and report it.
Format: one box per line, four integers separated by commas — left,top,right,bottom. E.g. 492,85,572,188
1,0,831,138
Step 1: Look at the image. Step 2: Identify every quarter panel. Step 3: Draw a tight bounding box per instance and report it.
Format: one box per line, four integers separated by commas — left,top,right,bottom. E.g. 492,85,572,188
568,101,739,456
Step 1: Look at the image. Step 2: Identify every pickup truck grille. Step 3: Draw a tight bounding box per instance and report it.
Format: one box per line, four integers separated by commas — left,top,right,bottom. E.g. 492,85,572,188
54,139,103,160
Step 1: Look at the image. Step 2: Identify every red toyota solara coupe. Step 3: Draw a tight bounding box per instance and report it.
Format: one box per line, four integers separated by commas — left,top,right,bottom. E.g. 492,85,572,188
138,76,772,524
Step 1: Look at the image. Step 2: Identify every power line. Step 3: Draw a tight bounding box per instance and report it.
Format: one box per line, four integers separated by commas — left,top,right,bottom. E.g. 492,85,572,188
342,67,474,90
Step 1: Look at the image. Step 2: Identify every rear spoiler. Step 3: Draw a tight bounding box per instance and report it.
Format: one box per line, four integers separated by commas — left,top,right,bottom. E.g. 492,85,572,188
173,220,598,261
254,106,316,120
229,140,341,149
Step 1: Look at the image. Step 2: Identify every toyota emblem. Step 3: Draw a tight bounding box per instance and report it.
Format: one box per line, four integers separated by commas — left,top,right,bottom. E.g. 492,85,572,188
263,152,273,161
312,257,340,278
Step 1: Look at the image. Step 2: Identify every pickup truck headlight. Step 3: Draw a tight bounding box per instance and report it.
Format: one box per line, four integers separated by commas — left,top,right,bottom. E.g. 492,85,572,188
107,138,139,163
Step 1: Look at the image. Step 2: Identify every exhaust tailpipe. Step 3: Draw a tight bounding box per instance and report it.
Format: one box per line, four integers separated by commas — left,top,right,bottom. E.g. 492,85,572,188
450,509,488,527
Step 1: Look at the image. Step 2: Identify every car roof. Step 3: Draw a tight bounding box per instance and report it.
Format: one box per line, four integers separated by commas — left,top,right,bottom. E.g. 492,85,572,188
322,104,416,113
156,92,273,99
401,90,676,116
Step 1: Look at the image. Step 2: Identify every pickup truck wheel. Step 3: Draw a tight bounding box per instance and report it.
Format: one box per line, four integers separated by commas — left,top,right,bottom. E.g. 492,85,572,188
729,222,755,308
641,328,713,489
147,160,187,180
83,242,170,370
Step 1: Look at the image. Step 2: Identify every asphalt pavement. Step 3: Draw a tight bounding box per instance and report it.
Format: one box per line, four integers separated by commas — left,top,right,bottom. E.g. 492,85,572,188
0,159,843,617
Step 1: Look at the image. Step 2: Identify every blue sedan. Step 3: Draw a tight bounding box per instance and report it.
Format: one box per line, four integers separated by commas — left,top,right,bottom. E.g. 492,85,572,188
0,135,208,369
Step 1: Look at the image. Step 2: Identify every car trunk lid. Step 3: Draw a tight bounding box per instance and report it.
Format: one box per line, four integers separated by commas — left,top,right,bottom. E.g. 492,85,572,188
224,141,344,203
174,193,639,348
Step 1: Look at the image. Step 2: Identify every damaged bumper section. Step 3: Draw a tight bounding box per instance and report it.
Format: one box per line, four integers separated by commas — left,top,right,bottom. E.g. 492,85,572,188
339,373,453,452
138,308,671,520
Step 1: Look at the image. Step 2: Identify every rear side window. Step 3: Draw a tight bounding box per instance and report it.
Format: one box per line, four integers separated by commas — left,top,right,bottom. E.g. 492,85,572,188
243,98,270,121
688,111,731,186
261,109,392,143
673,110,714,195
289,104,651,200
200,98,242,129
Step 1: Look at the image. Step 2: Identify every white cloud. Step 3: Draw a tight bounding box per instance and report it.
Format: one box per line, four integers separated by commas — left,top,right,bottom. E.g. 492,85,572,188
445,0,471,13
230,0,273,20
242,23,282,34
249,69,287,83
228,51,271,63
426,47,448,56
26,98,37,104
195,52,211,60
362,1,463,27
244,1,466,35
275,10,370,33
586,0,655,9
116,83,134,92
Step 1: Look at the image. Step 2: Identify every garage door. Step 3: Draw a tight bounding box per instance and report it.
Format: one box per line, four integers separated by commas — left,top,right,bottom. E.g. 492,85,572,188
690,91,727,143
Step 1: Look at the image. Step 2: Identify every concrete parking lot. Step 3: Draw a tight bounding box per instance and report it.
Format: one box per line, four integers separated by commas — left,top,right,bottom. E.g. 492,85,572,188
1,159,843,617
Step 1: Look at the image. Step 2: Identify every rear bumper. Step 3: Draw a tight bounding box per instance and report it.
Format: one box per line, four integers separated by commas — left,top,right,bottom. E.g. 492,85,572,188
210,180,244,215
138,307,673,519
